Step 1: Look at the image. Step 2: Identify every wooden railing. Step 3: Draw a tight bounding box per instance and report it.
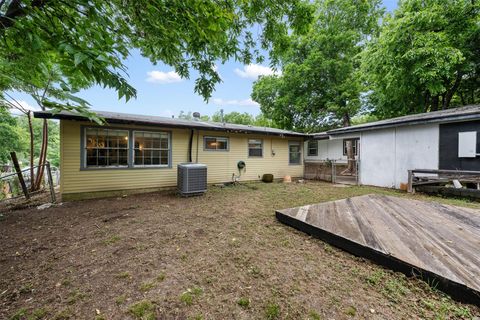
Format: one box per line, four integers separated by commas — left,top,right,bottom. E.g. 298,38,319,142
407,169,480,193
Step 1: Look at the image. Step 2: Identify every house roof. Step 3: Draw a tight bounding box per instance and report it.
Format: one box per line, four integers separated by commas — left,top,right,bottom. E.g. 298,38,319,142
33,110,308,138
327,105,480,136
310,132,330,140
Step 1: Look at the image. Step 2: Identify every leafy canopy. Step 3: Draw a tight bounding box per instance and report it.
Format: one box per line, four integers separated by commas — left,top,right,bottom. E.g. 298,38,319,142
252,0,384,132
0,108,26,164
361,0,480,117
0,0,314,118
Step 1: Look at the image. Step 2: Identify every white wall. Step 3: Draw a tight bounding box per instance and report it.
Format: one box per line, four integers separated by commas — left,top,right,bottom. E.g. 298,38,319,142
359,124,439,188
304,139,347,161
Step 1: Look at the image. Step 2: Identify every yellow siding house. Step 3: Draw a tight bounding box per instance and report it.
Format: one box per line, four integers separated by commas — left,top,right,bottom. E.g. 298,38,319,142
34,110,306,200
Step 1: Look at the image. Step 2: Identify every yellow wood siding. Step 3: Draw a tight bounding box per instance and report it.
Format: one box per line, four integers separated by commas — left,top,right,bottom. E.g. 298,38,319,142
60,120,304,197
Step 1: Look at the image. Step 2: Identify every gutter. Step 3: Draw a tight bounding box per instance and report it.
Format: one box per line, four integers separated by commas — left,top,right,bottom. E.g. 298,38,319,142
327,113,480,136
33,111,309,139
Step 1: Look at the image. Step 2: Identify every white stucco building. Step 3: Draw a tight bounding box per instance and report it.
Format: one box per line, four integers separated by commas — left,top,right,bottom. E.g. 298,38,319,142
305,105,480,189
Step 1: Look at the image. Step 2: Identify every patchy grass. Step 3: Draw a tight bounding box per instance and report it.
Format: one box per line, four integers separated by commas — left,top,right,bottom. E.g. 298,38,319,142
66,289,86,305
264,302,281,319
103,235,121,245
180,287,203,306
115,271,131,279
345,306,356,317
128,300,156,320
115,295,127,305
237,297,250,308
1,181,479,319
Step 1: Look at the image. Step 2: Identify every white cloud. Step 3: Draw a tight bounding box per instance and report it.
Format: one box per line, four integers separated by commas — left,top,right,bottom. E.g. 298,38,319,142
146,70,183,84
234,64,281,80
211,98,259,107
7,100,39,115
157,109,175,118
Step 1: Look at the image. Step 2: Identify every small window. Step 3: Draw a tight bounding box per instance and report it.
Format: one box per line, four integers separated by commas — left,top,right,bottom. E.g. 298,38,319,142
204,136,229,151
458,131,477,158
307,140,318,156
343,138,359,156
289,141,301,165
85,128,129,167
248,139,263,157
133,131,170,166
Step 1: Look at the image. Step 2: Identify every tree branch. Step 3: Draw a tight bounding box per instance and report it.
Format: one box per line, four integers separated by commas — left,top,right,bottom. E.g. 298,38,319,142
0,0,48,30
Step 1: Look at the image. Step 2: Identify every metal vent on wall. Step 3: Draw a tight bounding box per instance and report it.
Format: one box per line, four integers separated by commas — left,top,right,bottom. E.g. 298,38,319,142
177,163,207,196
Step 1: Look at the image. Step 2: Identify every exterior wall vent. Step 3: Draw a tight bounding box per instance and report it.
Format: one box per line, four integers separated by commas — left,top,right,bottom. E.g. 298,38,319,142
177,163,207,196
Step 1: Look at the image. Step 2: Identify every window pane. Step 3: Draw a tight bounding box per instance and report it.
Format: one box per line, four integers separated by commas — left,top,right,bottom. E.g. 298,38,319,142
144,150,152,165
135,134,145,149
160,150,169,165
249,148,263,157
290,152,300,164
97,129,107,148
134,149,143,165
160,137,169,149
119,149,128,166
86,128,97,148
152,133,161,148
248,139,262,148
205,137,216,149
97,149,107,166
86,148,97,166
118,132,129,148
217,139,228,150
152,150,160,165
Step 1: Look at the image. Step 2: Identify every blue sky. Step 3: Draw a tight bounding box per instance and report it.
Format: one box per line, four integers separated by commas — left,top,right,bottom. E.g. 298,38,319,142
12,0,398,119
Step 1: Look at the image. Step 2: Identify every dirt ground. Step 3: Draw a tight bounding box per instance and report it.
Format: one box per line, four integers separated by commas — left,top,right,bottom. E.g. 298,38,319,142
1,181,479,320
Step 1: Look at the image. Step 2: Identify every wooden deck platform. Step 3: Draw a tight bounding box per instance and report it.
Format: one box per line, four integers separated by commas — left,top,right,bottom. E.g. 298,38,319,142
276,194,480,305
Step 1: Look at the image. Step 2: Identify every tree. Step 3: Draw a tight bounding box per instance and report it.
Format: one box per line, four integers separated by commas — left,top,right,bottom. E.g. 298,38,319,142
0,108,26,164
362,0,480,118
16,116,60,168
177,111,210,121
211,111,254,125
1,0,313,103
0,63,97,190
252,0,384,132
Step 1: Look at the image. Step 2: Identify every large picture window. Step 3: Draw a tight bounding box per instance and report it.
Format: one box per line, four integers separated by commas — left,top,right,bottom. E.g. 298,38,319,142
204,136,229,151
248,139,263,157
85,128,129,167
133,131,170,166
83,127,171,169
289,141,302,165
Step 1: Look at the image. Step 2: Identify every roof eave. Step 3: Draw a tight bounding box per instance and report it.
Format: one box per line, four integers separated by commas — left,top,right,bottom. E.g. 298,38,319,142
327,113,480,136
33,111,308,138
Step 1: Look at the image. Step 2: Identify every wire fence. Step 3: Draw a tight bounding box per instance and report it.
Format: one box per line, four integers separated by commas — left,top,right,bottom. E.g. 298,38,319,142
0,164,60,202
304,159,359,185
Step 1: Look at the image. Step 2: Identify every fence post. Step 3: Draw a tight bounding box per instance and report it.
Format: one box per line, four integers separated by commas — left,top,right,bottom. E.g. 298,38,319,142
45,161,56,203
407,170,413,193
10,151,30,200
331,160,335,184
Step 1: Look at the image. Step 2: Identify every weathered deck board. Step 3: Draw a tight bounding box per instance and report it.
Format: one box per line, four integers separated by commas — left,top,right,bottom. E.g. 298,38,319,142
276,194,480,306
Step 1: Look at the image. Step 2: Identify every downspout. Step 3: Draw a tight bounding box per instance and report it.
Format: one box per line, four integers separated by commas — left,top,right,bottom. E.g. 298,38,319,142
196,130,200,163
188,129,194,162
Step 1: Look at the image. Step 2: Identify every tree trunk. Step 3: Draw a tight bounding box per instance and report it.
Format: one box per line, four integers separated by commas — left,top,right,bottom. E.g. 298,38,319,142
431,96,439,111
423,91,430,113
443,71,463,109
27,111,35,191
33,119,48,190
